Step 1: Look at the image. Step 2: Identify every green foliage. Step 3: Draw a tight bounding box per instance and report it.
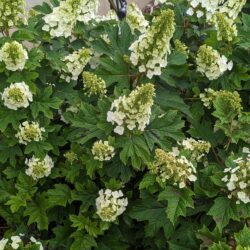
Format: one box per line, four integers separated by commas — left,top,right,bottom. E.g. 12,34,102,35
0,0,249,249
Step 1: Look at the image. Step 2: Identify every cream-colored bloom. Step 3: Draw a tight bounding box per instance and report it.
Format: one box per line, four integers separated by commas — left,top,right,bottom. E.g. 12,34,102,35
107,83,155,135
43,0,99,38
10,236,22,249
0,0,26,29
126,3,148,33
148,148,197,188
196,45,233,80
219,0,246,20
0,238,8,250
180,138,211,161
129,9,175,79
91,140,115,161
25,155,54,180
1,82,33,110
96,189,128,222
222,150,250,204
16,121,45,145
62,48,92,82
0,41,28,71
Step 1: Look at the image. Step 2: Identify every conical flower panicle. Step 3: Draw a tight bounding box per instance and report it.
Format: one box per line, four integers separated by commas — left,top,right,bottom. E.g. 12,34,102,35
107,83,155,135
129,9,175,79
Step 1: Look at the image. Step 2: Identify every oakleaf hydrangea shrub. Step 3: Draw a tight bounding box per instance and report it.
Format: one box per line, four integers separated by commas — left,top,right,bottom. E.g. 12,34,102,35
0,0,249,249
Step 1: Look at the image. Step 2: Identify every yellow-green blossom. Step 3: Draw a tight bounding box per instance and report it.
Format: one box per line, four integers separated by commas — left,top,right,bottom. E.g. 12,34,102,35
148,148,197,188
82,71,107,98
219,0,246,20
0,0,26,30
91,140,115,162
174,39,189,57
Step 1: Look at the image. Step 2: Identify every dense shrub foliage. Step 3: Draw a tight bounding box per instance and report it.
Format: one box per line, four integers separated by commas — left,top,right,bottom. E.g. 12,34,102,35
0,0,250,249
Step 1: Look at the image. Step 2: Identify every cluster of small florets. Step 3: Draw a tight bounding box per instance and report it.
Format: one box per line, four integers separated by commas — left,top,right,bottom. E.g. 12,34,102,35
62,48,92,82
96,189,128,222
222,148,250,204
95,10,118,23
0,41,28,71
1,82,33,110
107,83,155,135
91,140,115,162
174,39,189,57
64,151,78,164
180,138,211,161
196,45,233,80
82,71,107,98
25,155,54,180
200,88,242,115
15,121,45,145
129,9,175,79
219,0,246,20
126,3,148,34
210,12,237,42
42,0,99,37
0,234,43,250
186,0,222,19
148,148,197,189
0,0,26,30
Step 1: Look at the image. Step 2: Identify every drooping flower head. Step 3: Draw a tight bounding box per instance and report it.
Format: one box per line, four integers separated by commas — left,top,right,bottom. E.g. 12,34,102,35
126,3,148,34
16,121,45,145
196,45,233,80
0,0,26,30
96,189,128,222
82,71,107,98
174,39,189,57
107,83,155,135
62,48,92,82
129,9,175,79
42,0,99,38
148,148,197,188
0,41,28,71
25,155,54,180
222,149,250,204
91,140,115,162
1,82,33,110
210,12,237,42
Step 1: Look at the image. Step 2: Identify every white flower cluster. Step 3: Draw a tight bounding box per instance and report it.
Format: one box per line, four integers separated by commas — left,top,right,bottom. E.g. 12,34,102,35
0,41,28,71
186,0,223,19
62,48,92,82
126,3,148,34
186,0,246,21
222,148,250,204
96,189,128,222
15,121,45,145
42,0,99,38
95,10,118,23
129,9,175,79
91,140,115,162
0,0,26,29
180,138,211,161
219,0,246,20
196,45,233,80
107,83,155,135
25,155,54,180
148,148,197,188
0,235,43,250
1,82,33,110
